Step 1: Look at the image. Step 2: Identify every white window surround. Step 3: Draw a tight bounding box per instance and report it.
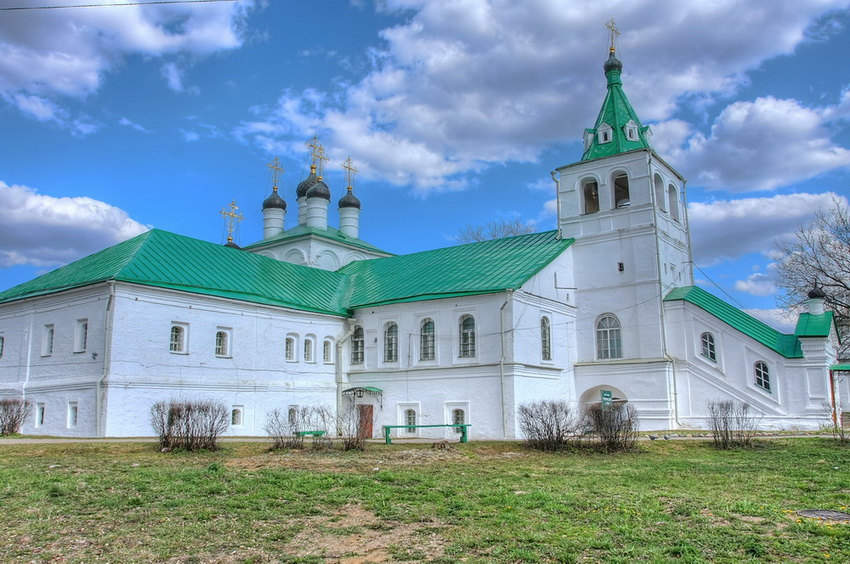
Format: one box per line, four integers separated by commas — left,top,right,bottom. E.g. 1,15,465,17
383,322,399,363
35,403,45,428
215,328,232,358
322,339,334,364
169,323,188,354
597,123,612,144
444,401,470,437
700,332,716,362
624,120,639,141
304,336,316,363
231,406,244,427
458,314,477,359
541,315,552,362
596,314,622,360
419,317,436,362
0,335,5,359
285,334,298,362
67,402,78,429
74,319,88,353
754,361,771,393
397,402,421,437
42,324,54,357
351,326,365,365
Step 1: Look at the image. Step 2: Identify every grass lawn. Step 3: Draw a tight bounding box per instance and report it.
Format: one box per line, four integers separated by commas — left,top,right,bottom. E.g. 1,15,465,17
0,439,848,562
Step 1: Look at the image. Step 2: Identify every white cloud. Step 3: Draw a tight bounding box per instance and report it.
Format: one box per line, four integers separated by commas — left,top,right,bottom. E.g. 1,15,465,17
657,97,850,192
688,192,847,265
0,1,255,121
734,273,777,297
0,181,149,269
236,0,849,192
119,116,150,133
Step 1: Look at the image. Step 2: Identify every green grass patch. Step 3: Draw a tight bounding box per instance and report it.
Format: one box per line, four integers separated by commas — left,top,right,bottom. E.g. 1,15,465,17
0,439,848,561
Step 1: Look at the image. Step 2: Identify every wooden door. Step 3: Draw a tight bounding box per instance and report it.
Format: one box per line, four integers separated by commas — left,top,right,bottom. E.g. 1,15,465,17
357,404,373,439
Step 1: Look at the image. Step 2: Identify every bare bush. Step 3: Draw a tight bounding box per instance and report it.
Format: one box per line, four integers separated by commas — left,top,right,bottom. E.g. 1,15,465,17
151,399,229,451
518,400,582,451
0,398,32,436
706,399,761,449
584,402,639,452
336,402,368,451
823,403,848,444
265,405,337,450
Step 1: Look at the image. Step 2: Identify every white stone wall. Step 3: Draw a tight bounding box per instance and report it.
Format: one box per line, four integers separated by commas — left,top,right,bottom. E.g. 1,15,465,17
0,284,111,437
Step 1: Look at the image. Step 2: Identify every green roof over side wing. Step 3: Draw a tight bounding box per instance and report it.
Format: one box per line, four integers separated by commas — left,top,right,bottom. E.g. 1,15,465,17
243,224,391,256
664,286,814,359
338,231,573,308
793,311,836,338
0,229,349,316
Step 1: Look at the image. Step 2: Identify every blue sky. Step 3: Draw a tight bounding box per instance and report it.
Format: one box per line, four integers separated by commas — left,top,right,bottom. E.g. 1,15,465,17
2,0,850,330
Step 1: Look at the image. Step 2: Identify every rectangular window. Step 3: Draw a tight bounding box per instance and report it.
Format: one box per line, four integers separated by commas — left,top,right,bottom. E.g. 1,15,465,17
323,340,333,363
304,338,313,362
231,406,243,427
35,403,45,428
0,335,5,359
74,319,88,353
169,324,187,353
67,402,78,428
285,336,296,361
215,329,230,357
42,325,54,356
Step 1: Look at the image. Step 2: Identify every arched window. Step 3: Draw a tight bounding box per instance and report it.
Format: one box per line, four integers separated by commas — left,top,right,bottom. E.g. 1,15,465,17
613,173,630,208
755,361,771,392
668,185,680,221
384,322,398,362
231,407,242,426
459,315,476,358
404,408,417,433
323,339,333,363
351,326,364,365
303,337,314,362
596,314,622,360
541,316,552,361
420,318,435,361
215,330,229,357
582,178,599,214
451,408,465,434
169,325,184,353
285,336,296,361
654,174,666,211
700,332,716,362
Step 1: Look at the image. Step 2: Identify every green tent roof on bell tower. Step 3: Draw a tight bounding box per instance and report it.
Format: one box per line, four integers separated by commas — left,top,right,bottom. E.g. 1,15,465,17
581,46,652,162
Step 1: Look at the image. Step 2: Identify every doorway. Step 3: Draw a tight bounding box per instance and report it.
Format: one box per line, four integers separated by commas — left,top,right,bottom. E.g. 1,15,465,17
357,404,373,439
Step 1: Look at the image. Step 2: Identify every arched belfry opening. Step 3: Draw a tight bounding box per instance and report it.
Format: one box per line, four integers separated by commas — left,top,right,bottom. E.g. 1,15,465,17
582,178,600,214
654,173,666,211
613,173,630,208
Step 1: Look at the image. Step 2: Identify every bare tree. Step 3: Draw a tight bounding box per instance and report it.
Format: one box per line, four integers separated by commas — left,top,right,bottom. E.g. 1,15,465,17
0,398,32,436
775,198,850,356
456,219,535,243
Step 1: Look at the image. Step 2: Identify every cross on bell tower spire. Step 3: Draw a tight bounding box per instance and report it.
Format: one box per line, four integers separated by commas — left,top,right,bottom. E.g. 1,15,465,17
606,18,620,54
219,200,244,247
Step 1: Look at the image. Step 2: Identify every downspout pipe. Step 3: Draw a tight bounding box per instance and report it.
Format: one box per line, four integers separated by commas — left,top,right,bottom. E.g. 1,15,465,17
335,318,357,434
499,290,513,439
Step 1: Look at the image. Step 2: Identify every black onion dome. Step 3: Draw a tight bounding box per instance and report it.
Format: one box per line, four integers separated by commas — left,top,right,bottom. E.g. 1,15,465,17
224,241,241,249
808,285,826,299
296,172,318,199
306,179,331,200
603,50,623,73
262,190,286,211
338,189,361,209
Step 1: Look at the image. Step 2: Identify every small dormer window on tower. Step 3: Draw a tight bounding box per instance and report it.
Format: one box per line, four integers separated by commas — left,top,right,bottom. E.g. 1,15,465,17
597,123,612,144
624,120,638,141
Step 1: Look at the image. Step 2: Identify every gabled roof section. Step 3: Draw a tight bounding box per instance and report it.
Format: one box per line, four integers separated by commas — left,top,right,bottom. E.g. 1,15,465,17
794,311,836,339
243,224,391,256
339,231,573,308
664,286,804,358
581,51,652,162
0,229,349,316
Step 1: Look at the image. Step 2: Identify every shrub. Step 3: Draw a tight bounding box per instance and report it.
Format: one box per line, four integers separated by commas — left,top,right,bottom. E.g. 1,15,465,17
706,399,761,449
336,403,368,451
0,398,32,436
150,399,229,451
518,400,582,451
584,402,639,452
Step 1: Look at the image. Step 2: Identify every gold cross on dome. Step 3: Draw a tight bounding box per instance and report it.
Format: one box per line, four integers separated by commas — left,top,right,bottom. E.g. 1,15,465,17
342,156,358,189
219,200,244,243
606,18,620,52
266,156,284,192
315,144,330,179
307,135,321,168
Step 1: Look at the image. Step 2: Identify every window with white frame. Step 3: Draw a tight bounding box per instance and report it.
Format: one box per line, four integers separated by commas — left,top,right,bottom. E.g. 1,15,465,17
0,335,4,359
384,322,398,363
323,339,333,363
596,314,622,359
42,324,54,356
420,318,435,361
700,332,716,362
215,329,230,357
404,408,417,433
169,324,186,353
451,408,465,434
288,405,299,427
597,123,612,144
231,406,243,426
74,319,88,353
459,315,476,358
35,403,45,427
304,336,315,363
351,326,364,365
541,316,552,361
755,361,771,392
67,402,78,428
624,120,639,141
285,335,296,361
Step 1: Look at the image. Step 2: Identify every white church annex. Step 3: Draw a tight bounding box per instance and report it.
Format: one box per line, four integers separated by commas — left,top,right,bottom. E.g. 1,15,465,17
0,45,846,439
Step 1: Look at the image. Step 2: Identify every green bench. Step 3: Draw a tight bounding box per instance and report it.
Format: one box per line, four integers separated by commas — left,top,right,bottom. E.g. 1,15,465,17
382,424,470,444
294,430,326,438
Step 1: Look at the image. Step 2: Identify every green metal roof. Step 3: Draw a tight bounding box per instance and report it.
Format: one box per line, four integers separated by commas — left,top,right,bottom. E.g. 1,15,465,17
0,229,349,316
794,311,836,338
0,229,573,315
243,224,391,255
581,52,652,162
831,364,850,371
664,286,806,358
339,231,573,308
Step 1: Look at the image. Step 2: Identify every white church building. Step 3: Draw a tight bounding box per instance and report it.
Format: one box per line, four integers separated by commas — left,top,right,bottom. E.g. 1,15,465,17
0,46,845,439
